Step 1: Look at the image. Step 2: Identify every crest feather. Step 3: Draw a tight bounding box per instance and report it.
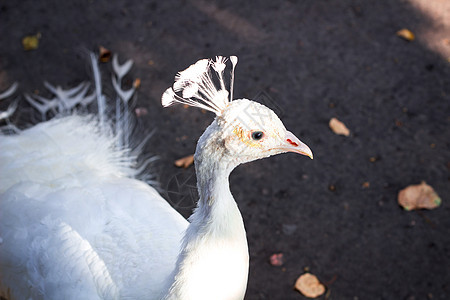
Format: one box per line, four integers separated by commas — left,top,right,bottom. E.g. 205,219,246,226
161,56,238,115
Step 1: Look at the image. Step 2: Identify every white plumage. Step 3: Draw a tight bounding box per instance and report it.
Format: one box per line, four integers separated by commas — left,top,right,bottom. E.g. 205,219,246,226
0,115,187,299
0,55,312,300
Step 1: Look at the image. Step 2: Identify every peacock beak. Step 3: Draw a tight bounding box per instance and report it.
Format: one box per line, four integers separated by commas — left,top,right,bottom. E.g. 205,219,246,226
277,131,313,159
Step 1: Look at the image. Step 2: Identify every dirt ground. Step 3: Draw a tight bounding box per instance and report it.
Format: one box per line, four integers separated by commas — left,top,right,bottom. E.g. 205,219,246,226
1,0,449,299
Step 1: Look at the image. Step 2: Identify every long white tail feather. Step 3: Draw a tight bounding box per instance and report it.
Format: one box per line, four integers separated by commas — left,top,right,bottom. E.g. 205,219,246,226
0,82,19,100
0,51,152,185
0,83,20,133
0,99,18,121
24,93,57,120
111,54,136,151
112,54,134,82
90,52,106,130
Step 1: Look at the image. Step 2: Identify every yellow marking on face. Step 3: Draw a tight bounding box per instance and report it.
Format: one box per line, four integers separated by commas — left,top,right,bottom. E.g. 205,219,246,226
233,125,263,148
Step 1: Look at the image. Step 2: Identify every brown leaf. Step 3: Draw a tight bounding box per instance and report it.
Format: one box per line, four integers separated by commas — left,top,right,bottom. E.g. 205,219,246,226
397,28,415,41
133,78,141,89
395,119,403,127
398,181,441,211
329,117,350,136
99,46,111,62
269,253,284,267
294,273,326,298
22,33,41,51
175,135,189,142
174,154,194,168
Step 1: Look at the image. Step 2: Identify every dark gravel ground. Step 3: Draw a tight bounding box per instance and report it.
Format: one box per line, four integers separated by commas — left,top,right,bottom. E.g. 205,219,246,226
1,1,449,299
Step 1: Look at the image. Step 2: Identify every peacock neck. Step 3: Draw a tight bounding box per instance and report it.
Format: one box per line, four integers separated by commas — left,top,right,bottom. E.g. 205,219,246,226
194,157,234,218
189,120,246,238
163,121,249,300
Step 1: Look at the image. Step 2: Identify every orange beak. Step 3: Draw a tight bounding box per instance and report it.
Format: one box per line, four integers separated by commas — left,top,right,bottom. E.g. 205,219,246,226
277,131,313,159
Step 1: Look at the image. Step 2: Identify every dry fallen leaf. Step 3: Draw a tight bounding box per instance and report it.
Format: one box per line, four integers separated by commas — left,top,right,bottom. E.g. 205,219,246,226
294,273,326,298
329,117,350,136
22,33,41,51
395,119,403,127
398,181,441,211
269,253,284,267
133,78,141,89
174,154,194,168
99,46,111,62
175,135,189,142
397,28,415,41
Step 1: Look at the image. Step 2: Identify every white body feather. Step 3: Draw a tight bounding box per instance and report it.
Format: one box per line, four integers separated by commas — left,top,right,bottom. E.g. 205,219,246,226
0,116,188,299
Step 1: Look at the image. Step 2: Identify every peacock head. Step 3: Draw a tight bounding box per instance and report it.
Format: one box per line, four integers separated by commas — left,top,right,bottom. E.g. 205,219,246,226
215,99,312,164
162,56,312,166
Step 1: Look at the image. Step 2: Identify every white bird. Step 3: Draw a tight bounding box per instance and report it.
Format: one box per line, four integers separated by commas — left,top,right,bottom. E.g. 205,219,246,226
0,55,313,300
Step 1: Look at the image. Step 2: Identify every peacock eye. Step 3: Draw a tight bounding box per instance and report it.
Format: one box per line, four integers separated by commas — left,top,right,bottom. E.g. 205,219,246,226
251,131,264,141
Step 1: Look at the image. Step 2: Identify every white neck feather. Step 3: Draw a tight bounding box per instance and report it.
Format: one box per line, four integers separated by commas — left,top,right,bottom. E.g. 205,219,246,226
163,122,249,300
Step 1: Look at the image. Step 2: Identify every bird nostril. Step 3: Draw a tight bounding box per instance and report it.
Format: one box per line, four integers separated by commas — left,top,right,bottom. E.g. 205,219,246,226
286,139,298,147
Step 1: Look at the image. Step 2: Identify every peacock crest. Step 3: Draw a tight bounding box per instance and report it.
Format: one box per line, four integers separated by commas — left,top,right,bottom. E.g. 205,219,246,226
162,56,238,116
